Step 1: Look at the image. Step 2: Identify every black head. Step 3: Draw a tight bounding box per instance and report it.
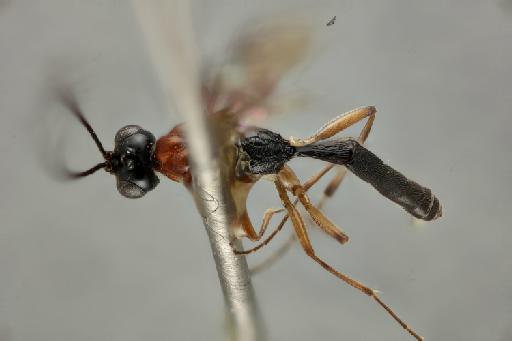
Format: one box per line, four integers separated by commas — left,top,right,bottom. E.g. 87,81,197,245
110,125,160,198
61,92,159,198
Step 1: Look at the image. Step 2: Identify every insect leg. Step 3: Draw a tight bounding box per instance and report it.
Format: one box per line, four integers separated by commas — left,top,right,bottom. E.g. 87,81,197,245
250,164,350,274
289,106,376,146
238,208,285,242
278,166,349,245
275,178,424,341
234,211,290,255
236,164,336,256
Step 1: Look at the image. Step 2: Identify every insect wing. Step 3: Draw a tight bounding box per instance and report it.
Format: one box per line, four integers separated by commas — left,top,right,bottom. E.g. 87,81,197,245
201,16,314,124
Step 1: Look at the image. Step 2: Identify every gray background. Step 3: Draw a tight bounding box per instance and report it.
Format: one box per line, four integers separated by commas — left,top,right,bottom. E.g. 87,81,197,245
1,1,511,340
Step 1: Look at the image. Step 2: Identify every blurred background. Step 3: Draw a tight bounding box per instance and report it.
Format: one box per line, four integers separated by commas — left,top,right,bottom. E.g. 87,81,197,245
1,0,511,340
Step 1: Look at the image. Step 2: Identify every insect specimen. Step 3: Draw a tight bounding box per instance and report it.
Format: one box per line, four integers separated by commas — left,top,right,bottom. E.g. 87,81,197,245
59,19,441,341
326,15,336,26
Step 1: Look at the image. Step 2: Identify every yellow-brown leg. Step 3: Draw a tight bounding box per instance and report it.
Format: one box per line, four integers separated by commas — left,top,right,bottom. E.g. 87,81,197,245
275,178,424,341
289,106,376,146
278,165,349,245
237,207,285,242
235,164,336,255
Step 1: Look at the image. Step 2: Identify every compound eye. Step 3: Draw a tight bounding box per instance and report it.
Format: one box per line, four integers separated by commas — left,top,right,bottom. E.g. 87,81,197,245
115,167,160,199
115,125,145,145
116,179,147,198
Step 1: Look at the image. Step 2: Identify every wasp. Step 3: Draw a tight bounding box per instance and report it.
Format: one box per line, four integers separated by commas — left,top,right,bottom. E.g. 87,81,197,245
63,93,440,341
59,20,441,341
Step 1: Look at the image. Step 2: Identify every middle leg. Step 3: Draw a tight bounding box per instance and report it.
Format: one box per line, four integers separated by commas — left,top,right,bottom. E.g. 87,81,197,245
235,163,336,256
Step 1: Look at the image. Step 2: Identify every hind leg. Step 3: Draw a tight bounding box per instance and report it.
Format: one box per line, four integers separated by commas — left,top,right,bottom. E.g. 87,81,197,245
289,106,376,146
274,178,424,341
278,165,349,245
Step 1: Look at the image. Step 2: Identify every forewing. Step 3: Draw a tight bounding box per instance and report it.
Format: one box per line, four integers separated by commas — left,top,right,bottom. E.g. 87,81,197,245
202,16,314,124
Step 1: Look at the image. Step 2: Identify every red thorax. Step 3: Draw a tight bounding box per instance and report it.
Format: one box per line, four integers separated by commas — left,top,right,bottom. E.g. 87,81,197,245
154,124,192,187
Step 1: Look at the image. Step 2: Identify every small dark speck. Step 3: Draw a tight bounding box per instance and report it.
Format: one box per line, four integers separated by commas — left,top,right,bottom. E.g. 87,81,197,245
326,16,336,26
